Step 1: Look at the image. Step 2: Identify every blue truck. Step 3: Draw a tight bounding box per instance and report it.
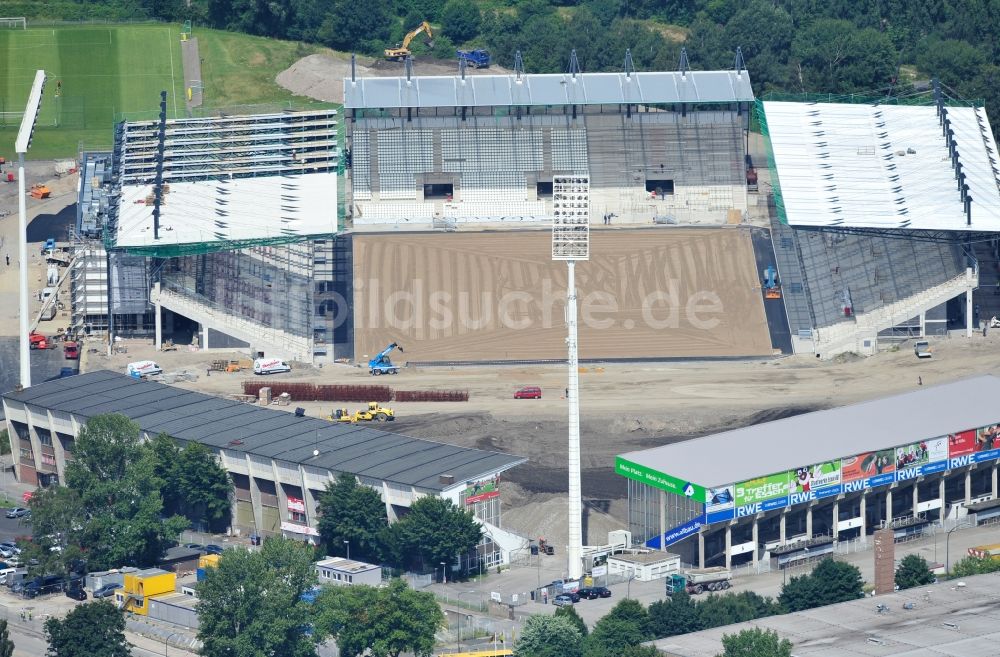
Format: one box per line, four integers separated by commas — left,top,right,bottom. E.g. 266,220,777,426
457,49,491,68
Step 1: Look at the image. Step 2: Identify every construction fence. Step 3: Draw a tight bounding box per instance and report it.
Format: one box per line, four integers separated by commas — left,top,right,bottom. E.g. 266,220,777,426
241,381,469,403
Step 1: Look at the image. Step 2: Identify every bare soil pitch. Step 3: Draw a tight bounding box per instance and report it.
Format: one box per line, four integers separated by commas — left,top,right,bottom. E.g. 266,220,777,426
353,227,774,362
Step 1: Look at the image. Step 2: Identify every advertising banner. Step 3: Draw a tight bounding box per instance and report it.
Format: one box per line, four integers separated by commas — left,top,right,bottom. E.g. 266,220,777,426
645,514,705,549
705,485,735,524
286,496,305,513
735,472,790,517
948,430,978,458
465,475,500,505
895,437,948,480
841,449,896,492
615,457,707,503
789,460,842,505
974,425,1000,463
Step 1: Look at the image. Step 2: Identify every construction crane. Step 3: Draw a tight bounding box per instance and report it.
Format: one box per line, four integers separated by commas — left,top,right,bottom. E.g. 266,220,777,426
368,342,403,375
385,21,434,61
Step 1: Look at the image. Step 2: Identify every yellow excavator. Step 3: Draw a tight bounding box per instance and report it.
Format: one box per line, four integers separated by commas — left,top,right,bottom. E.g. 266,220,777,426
330,402,396,423
385,21,433,61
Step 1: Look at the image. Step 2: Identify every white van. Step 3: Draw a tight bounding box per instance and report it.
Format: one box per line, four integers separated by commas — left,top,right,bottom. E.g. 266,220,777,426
914,341,932,359
127,360,163,377
0,568,18,585
253,358,291,375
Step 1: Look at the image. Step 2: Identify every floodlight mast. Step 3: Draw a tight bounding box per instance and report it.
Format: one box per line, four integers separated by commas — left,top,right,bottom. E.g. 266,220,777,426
15,70,46,390
551,174,590,581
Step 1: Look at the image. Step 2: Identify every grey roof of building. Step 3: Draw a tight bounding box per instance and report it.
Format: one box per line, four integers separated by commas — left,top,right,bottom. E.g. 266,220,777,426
343,70,754,109
4,371,525,491
619,375,1000,488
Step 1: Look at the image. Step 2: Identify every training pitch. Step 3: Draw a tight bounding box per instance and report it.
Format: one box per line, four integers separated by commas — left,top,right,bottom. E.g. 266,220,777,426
0,24,184,158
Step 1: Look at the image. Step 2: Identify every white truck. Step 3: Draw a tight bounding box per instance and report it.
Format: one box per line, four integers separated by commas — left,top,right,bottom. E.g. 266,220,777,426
127,360,163,377
253,358,291,375
666,567,732,595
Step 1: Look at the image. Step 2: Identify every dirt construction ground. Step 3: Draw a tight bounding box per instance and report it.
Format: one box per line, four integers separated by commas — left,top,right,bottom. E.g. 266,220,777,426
353,228,774,362
277,53,510,104
84,331,1000,546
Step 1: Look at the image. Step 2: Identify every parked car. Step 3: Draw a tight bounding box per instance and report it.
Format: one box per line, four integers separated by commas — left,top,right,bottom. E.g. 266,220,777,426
514,386,542,400
92,583,119,599
65,584,87,601
0,547,16,559
577,587,611,600
0,542,22,555
553,594,576,606
183,543,204,551
23,575,64,598
5,508,29,519
204,544,224,555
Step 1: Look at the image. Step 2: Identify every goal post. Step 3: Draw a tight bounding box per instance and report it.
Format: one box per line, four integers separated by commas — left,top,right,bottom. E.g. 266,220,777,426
0,17,27,29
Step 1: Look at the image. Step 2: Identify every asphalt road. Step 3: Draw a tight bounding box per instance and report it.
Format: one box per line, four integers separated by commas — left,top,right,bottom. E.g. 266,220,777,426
0,337,74,399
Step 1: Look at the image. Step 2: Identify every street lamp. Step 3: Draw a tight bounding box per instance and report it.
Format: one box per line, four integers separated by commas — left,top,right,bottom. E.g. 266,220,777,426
165,631,180,656
344,540,350,560
441,561,447,584
945,522,966,575
626,572,635,600
15,70,46,389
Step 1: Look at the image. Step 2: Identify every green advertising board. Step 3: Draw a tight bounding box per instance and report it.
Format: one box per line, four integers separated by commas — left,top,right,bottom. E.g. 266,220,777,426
734,471,790,506
614,457,707,503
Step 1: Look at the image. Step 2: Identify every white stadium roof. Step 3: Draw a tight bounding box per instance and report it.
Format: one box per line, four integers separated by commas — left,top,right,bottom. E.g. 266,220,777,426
344,70,754,109
763,101,1000,232
115,172,338,248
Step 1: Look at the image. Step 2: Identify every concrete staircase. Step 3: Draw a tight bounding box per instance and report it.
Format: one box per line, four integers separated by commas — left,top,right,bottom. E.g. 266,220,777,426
814,267,977,358
151,284,311,362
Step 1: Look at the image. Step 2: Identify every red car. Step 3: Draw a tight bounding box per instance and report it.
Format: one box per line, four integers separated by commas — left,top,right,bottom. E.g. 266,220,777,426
514,386,542,400
63,341,79,360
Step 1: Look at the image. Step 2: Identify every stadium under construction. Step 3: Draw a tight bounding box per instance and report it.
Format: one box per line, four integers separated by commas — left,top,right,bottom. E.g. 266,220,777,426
66,52,1000,369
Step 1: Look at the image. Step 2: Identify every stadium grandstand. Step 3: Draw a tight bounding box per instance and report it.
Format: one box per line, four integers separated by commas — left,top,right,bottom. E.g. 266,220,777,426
343,51,756,228
618,375,1000,571
757,86,1000,358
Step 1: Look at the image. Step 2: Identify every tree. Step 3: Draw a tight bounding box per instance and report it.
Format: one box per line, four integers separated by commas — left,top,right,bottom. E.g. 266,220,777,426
317,473,388,563
152,436,233,532
951,555,1000,577
197,538,317,657
895,554,935,590
317,0,392,53
514,614,583,657
584,598,651,657
0,619,13,657
386,496,482,570
44,601,130,657
312,579,444,657
779,558,863,612
717,627,792,657
648,590,700,638
697,591,782,630
441,0,481,43
555,604,589,637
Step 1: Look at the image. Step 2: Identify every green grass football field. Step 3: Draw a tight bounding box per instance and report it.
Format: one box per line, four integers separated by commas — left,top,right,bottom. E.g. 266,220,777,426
0,24,333,160
0,24,184,159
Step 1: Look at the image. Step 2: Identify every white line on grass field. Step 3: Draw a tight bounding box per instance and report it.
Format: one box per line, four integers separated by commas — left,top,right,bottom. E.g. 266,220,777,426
166,28,179,118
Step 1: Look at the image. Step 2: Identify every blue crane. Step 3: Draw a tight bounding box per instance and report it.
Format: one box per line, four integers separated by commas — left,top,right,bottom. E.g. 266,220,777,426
368,342,403,375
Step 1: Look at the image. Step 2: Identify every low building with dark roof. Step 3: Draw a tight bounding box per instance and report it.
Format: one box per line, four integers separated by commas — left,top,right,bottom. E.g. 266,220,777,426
2,370,527,567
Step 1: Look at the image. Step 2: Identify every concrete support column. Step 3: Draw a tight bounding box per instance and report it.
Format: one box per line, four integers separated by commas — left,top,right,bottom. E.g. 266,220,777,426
993,465,998,499
779,512,786,543
859,493,867,540
201,323,209,350
658,490,667,551
832,501,839,538
154,282,162,350
939,478,946,522
246,455,264,535
913,484,920,517
966,283,973,338
805,506,813,537
698,531,705,569
299,466,319,529
885,489,893,525
724,525,732,569
920,310,926,337
965,469,973,504
751,518,759,566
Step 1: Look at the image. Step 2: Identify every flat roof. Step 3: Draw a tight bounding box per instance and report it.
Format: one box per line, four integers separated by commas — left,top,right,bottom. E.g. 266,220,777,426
343,70,754,109
609,552,679,565
3,371,525,491
764,101,1000,232
114,172,337,248
619,375,1000,489
652,573,1000,657
315,556,380,572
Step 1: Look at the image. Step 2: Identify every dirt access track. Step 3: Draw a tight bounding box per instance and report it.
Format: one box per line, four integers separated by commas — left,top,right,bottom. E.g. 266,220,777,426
353,227,774,362
277,53,510,104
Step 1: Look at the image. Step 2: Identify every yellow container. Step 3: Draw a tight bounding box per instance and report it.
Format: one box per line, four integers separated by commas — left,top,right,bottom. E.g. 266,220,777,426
117,568,177,616
199,554,221,569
